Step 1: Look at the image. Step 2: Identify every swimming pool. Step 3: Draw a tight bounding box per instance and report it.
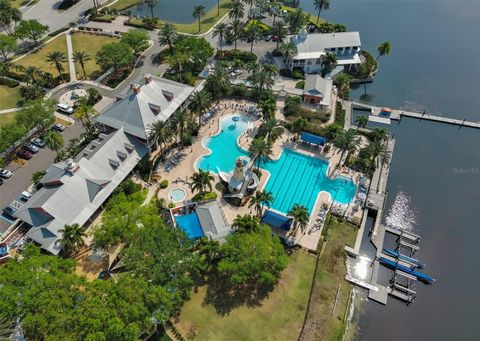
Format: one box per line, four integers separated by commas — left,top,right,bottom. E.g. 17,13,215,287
169,188,187,203
196,114,357,214
197,114,252,173
175,212,204,239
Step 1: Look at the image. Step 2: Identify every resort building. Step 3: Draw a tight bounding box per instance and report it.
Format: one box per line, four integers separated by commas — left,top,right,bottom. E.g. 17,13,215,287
302,74,333,111
14,129,147,255
286,29,362,74
95,74,194,151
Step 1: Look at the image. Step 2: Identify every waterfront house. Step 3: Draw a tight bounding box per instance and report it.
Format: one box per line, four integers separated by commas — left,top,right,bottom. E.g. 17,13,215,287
302,74,333,111
286,29,362,74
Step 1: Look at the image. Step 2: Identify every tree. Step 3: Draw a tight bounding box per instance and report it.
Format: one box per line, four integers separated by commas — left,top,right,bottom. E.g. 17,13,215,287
290,117,308,137
121,28,149,54
355,115,368,130
367,138,390,184
57,223,86,257
288,203,309,236
204,66,230,101
96,42,134,71
248,138,272,170
158,22,178,52
370,127,389,142
16,99,55,132
258,118,284,144
23,65,42,85
314,0,330,24
259,97,276,120
31,170,46,186
190,89,212,126
15,19,48,45
0,0,22,35
74,98,96,133
43,130,64,157
144,0,157,20
0,33,16,60
321,51,337,77
198,237,221,272
333,72,351,98
333,128,360,166
279,41,297,64
228,19,243,51
285,8,307,34
191,169,214,194
212,22,230,56
148,120,172,156
248,190,273,217
229,0,245,20
218,224,288,287
233,214,260,233
72,50,91,79
171,110,188,147
248,65,276,100
45,50,67,79
244,21,263,53
376,41,392,61
192,5,206,32
270,21,287,50
20,83,43,100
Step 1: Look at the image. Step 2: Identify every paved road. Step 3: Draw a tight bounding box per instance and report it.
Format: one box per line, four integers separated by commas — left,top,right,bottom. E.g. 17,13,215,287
0,121,85,234
22,0,106,33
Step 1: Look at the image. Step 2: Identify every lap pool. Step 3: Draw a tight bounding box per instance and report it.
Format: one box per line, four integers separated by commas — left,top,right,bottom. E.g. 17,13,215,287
196,115,357,214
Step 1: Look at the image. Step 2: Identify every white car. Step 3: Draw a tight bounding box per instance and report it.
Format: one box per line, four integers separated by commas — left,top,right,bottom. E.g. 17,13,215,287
0,169,13,179
57,103,74,114
20,191,33,202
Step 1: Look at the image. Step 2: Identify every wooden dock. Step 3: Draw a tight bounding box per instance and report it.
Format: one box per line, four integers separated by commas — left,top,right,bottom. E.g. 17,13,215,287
346,100,480,129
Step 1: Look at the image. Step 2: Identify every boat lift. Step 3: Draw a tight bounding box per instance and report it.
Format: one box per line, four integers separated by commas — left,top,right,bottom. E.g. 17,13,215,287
390,270,417,304
396,230,421,244
396,239,420,256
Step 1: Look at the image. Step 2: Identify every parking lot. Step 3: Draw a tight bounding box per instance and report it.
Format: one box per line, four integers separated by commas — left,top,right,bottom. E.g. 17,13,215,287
0,121,85,235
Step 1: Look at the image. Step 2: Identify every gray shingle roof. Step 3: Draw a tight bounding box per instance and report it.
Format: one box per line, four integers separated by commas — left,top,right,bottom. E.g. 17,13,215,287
95,76,194,140
15,128,148,255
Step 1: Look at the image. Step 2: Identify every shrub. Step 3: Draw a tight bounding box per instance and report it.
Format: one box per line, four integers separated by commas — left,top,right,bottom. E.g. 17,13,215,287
168,202,176,208
135,155,153,176
159,179,169,189
86,88,102,105
0,77,19,88
90,15,114,23
191,191,217,202
181,133,193,146
279,68,304,79
218,50,257,63
113,179,142,196
295,80,305,89
47,27,69,37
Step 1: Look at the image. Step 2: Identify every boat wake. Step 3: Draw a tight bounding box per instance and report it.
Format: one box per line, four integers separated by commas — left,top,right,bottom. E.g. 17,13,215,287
385,191,418,233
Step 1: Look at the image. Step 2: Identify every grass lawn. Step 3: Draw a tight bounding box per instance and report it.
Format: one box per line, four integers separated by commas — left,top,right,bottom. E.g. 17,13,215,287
10,0,26,8
0,86,22,111
301,216,357,341
107,0,140,11
280,5,326,26
15,35,70,78
71,32,119,80
175,251,316,341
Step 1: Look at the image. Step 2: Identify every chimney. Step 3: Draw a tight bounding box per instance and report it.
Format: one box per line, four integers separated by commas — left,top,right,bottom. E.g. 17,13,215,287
132,83,141,94
144,73,152,84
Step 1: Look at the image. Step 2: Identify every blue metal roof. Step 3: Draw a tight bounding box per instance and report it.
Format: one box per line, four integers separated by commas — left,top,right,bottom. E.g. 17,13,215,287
261,209,293,231
300,132,327,146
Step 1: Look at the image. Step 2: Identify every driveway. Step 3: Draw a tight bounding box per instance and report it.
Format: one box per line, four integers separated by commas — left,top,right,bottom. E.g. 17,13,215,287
0,121,85,235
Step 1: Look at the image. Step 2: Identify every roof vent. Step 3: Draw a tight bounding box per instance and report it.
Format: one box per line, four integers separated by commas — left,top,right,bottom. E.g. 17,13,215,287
64,158,79,174
144,73,153,84
162,90,174,102
149,103,161,114
130,82,141,94
117,150,127,160
109,159,120,168
124,143,134,152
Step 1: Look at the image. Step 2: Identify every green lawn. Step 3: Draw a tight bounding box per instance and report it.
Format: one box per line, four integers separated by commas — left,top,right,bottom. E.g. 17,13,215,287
71,32,119,80
280,5,326,26
10,0,27,8
301,216,357,341
0,86,22,111
107,0,140,11
15,35,70,78
175,251,316,341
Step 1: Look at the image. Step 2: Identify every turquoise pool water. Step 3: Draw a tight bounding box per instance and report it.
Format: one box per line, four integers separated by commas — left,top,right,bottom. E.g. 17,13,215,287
197,115,251,173
169,188,186,202
175,213,204,239
196,115,357,214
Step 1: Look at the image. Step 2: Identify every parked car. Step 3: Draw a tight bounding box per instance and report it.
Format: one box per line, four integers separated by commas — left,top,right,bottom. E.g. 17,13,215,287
31,137,45,148
57,103,74,114
0,169,13,178
52,123,65,132
23,143,39,154
20,191,33,202
3,206,17,217
264,35,272,42
16,150,33,160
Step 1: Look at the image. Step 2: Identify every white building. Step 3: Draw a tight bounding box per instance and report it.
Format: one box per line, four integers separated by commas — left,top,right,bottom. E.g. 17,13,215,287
287,29,362,74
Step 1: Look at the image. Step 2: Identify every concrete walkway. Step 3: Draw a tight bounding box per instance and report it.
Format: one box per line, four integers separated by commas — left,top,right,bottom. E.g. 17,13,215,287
66,31,77,82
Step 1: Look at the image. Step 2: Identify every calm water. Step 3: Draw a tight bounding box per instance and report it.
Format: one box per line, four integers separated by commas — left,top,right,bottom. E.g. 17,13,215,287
129,0,218,24
295,1,480,339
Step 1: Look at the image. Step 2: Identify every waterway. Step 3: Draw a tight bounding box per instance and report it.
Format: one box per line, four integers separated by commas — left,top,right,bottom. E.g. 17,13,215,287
296,0,480,339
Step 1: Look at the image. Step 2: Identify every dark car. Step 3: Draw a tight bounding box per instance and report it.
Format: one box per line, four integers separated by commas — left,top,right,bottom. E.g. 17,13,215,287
52,123,65,132
264,35,272,42
17,150,33,160
23,143,39,154
3,206,17,217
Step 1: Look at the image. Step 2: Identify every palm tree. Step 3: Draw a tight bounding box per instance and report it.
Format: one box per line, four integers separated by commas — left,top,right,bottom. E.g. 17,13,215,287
290,117,308,137
190,169,214,194
145,0,158,20
45,51,67,79
233,214,260,233
288,203,309,236
58,223,86,257
259,118,284,145
370,127,389,142
279,41,297,65
334,72,351,98
190,90,212,126
148,120,172,156
248,67,275,100
270,21,288,50
212,22,230,57
245,22,263,53
367,139,391,189
198,237,221,271
23,65,42,85
241,0,254,10
44,130,64,157
259,98,276,120
165,51,189,80
229,0,245,20
158,23,178,53
314,0,330,24
172,110,188,148
286,8,307,34
248,138,272,170
355,115,368,130
192,5,206,32
229,19,243,51
72,51,91,79
248,190,273,217
321,51,337,77
333,128,361,167
74,99,95,132
0,317,15,340
376,41,392,61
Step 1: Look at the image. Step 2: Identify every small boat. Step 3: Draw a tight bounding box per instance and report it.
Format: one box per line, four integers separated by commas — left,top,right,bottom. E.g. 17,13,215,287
378,257,435,284
382,248,426,268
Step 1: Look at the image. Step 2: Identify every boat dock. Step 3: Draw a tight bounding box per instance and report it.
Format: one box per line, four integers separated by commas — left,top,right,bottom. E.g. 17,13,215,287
345,100,480,129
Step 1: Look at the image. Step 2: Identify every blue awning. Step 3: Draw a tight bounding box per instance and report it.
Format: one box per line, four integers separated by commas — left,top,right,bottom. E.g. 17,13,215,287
300,132,327,146
261,209,294,231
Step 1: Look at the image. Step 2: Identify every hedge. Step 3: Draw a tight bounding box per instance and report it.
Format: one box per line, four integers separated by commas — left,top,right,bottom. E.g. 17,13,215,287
0,77,19,88
218,50,257,63
48,27,70,37
192,191,217,202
